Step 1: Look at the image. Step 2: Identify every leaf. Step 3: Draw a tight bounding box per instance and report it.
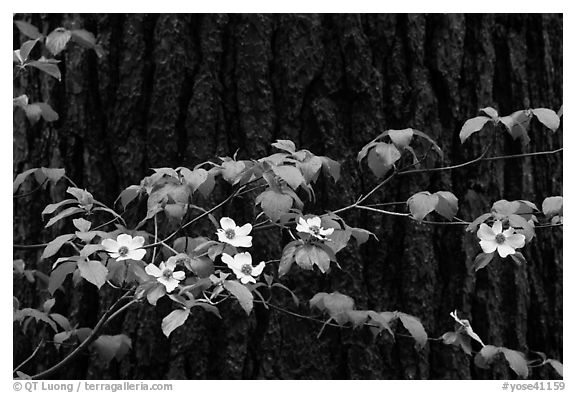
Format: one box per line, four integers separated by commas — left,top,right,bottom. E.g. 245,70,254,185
387,129,414,149
278,241,299,277
45,206,84,228
407,191,438,221
70,29,105,57
459,116,492,143
20,39,40,62
14,20,42,39
500,110,531,144
45,27,72,55
510,252,527,266
344,310,370,328
49,313,71,331
312,292,355,325
13,168,37,193
24,104,42,124
161,309,190,337
37,167,66,185
272,165,305,190
73,218,92,232
116,185,142,210
472,252,494,272
223,280,253,315
271,139,296,153
367,143,401,178
532,108,560,132
411,129,444,159
180,167,208,193
92,334,132,363
433,191,459,220
480,107,499,120
77,259,108,289
319,156,341,182
35,103,59,122
350,227,376,246
295,244,332,273
48,262,77,295
27,59,62,81
542,196,562,218
41,234,75,259
397,312,428,350
545,359,563,377
220,160,246,184
501,347,529,378
255,189,293,222
474,345,501,369
42,298,56,313
466,213,492,232
367,311,397,337
297,156,323,184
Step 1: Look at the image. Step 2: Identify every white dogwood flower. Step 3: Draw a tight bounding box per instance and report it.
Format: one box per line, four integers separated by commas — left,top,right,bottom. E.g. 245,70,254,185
477,220,525,258
145,258,185,293
221,252,265,284
296,216,334,240
102,234,146,261
216,217,253,248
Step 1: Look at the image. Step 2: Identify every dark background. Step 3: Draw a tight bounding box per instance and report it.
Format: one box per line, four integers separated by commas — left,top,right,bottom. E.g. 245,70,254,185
13,14,563,379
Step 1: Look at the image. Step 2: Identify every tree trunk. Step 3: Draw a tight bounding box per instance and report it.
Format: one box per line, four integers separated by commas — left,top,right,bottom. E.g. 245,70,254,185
13,13,563,379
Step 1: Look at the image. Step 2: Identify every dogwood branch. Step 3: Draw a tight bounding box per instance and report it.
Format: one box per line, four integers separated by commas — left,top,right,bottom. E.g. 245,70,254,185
29,291,137,380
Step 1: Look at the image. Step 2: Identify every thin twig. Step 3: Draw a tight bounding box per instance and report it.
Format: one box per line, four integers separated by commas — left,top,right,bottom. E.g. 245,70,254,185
13,339,45,374
29,290,134,380
13,179,48,199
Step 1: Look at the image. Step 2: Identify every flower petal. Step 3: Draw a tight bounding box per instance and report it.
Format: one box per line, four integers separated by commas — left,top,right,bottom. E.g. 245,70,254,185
503,227,516,237
497,244,516,258
145,263,163,278
216,230,228,243
298,217,307,227
159,277,179,293
229,236,252,248
309,216,321,228
479,240,498,254
109,252,121,259
492,220,503,234
173,271,186,281
221,253,235,269
235,252,252,267
220,217,236,230
296,224,309,233
240,275,256,284
165,258,177,270
236,223,253,237
127,248,146,261
101,238,119,252
251,261,265,277
477,223,496,241
506,234,525,249
320,227,335,236
116,234,134,247
129,235,145,249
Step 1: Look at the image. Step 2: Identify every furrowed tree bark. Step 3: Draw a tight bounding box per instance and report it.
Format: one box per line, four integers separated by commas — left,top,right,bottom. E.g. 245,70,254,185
13,13,562,379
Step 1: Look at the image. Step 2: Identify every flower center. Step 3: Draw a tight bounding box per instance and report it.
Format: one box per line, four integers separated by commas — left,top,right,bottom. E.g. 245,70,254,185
495,233,506,244
309,225,321,235
118,246,129,256
240,264,252,275
162,269,173,279
224,229,236,239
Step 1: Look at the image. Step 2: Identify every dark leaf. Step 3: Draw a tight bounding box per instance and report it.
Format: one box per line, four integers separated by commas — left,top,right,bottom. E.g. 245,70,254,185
14,20,42,39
